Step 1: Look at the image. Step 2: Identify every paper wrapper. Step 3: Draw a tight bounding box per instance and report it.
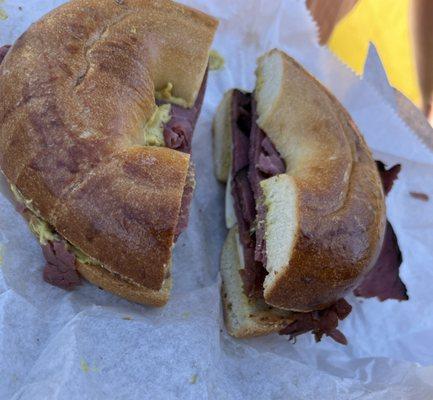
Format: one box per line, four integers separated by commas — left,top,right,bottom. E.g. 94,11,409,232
1,1,433,398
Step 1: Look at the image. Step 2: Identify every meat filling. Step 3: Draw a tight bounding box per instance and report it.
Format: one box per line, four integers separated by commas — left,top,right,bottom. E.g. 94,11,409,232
43,240,81,290
0,44,206,289
353,163,408,301
159,70,208,237
159,69,208,155
230,90,286,298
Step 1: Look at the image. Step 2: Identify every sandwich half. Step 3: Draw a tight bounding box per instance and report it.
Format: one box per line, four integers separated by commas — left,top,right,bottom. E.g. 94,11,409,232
0,0,218,306
214,50,407,342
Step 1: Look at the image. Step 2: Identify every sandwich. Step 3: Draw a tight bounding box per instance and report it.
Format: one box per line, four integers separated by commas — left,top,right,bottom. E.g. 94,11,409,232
0,0,218,306
213,49,408,343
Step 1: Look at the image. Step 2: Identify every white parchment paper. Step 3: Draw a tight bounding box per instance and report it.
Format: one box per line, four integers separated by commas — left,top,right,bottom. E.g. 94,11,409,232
1,1,433,399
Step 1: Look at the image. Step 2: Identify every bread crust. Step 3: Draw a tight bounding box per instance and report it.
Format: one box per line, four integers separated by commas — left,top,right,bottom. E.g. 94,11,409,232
258,50,386,311
0,0,217,293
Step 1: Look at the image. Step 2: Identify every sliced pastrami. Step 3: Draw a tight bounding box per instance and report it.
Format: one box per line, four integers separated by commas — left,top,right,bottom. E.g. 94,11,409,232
230,91,265,297
43,240,81,290
232,170,256,237
248,98,285,266
159,70,208,238
248,105,286,200
376,161,401,196
354,162,408,301
159,69,208,154
238,255,267,298
279,299,352,345
230,90,255,245
230,90,286,298
354,221,408,301
258,137,286,175
231,91,252,173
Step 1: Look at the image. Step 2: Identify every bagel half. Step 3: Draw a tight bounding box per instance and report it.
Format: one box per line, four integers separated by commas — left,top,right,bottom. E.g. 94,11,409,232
0,0,218,306
214,50,386,337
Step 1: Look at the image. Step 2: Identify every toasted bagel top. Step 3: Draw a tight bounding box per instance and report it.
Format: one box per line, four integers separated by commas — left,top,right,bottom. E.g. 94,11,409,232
255,50,386,311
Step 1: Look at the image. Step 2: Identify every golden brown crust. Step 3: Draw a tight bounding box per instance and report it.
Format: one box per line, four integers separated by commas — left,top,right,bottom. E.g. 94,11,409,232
0,0,217,293
76,260,172,307
258,50,386,311
55,146,189,290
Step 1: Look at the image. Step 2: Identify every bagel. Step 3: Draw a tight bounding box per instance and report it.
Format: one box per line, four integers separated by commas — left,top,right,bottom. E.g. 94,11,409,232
213,49,386,337
0,0,218,306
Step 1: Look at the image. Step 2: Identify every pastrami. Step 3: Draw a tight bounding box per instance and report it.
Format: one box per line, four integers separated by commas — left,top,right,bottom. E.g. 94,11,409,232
42,240,81,290
159,69,208,155
279,299,352,345
230,90,286,297
376,161,401,196
159,70,208,238
230,91,255,251
354,162,408,301
354,221,407,301
248,98,285,266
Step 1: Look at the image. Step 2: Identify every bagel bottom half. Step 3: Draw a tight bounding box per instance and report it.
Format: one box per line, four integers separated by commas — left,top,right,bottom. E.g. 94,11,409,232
77,261,172,307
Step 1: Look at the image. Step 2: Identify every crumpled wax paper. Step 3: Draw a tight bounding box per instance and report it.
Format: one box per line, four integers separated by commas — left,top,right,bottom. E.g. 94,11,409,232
1,0,433,399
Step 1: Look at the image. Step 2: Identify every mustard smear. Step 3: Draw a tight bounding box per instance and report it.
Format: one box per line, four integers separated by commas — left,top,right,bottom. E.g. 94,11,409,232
209,50,225,71
142,104,171,146
155,83,188,107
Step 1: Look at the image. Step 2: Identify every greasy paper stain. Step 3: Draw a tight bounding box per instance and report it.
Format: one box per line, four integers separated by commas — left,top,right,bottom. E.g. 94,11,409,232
209,50,225,71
